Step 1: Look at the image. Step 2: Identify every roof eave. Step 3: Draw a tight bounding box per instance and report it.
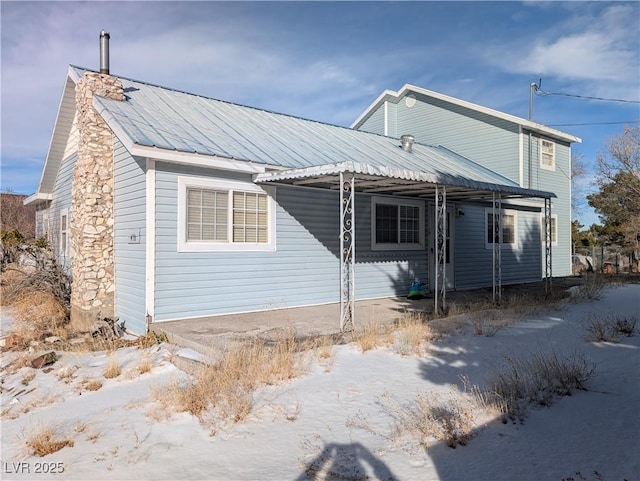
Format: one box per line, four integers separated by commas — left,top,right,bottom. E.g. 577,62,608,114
23,192,52,205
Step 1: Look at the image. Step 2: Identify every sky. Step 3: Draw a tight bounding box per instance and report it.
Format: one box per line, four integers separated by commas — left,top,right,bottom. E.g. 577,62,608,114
1,1,638,227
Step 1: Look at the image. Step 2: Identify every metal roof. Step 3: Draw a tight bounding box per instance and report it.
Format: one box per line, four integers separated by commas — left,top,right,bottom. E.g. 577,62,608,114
34,67,555,202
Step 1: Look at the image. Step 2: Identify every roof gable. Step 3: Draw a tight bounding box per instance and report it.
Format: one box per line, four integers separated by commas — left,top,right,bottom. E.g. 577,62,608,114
352,84,581,144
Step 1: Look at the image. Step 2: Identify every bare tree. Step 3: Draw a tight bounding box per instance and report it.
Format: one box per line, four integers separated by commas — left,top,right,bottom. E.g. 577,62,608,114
0,191,36,238
571,152,588,215
588,126,640,249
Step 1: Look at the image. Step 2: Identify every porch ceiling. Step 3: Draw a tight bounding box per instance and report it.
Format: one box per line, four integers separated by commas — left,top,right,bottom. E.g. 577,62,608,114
253,161,556,201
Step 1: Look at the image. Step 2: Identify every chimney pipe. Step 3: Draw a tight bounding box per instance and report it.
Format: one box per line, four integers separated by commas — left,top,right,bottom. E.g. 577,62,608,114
400,134,415,153
100,30,110,75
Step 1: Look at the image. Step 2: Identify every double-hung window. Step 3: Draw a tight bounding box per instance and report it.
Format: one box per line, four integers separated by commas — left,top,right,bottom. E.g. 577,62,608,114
540,214,558,246
178,177,275,252
371,197,424,250
540,138,555,170
60,208,69,258
485,208,517,248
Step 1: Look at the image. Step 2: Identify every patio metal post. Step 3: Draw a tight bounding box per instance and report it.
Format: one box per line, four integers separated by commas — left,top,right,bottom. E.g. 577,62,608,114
492,193,502,304
434,185,446,314
339,172,355,332
544,197,552,294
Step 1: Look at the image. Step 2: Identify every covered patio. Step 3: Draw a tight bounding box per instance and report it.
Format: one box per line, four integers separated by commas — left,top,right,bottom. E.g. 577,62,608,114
254,160,556,332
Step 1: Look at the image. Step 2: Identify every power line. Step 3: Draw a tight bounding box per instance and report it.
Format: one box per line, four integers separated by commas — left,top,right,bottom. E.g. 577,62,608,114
548,120,639,127
534,86,640,104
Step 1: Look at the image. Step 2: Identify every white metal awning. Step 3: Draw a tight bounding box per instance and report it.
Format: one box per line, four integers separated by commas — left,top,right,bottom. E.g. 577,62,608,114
253,161,556,201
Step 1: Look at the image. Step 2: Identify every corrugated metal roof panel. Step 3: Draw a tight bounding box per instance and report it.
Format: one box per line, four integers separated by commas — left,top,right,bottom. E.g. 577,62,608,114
70,66,551,198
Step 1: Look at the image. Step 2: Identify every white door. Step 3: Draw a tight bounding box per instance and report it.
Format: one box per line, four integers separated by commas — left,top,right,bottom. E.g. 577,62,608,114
428,205,455,290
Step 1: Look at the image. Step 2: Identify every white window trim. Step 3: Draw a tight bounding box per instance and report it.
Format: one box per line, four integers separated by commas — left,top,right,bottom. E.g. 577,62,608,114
485,207,518,249
371,196,425,251
60,208,69,258
540,213,558,246
177,176,276,252
540,138,556,171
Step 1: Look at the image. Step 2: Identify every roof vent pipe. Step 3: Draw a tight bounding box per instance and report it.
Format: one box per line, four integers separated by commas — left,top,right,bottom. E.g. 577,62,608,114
100,30,110,74
400,134,415,152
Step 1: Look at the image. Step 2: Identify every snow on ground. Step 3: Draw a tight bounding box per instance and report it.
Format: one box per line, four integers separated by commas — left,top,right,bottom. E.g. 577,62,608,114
1,285,639,481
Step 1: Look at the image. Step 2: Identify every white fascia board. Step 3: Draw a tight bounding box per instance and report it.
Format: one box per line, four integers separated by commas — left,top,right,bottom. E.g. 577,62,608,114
353,83,581,144
145,158,155,323
38,75,77,194
399,84,581,144
129,145,268,174
23,192,53,205
351,89,398,129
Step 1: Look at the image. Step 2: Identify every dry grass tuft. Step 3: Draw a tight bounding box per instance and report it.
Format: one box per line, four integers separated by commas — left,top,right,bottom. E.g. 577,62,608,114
103,354,121,379
584,314,638,342
380,389,477,450
485,349,596,421
84,379,103,391
10,290,68,335
353,322,384,352
392,312,435,356
158,334,304,429
573,274,607,300
22,425,74,457
137,351,152,375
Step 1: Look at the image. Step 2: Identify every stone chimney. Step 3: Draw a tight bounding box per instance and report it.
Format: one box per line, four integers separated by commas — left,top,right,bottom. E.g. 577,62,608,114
70,34,125,330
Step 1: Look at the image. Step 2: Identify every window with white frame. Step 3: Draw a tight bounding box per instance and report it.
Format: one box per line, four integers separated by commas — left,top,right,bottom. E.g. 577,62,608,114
60,208,69,258
371,197,424,250
178,177,275,252
540,214,558,246
540,138,555,170
485,208,517,248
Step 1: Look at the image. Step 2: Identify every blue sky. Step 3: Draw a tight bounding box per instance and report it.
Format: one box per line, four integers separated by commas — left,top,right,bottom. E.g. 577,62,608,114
1,1,638,227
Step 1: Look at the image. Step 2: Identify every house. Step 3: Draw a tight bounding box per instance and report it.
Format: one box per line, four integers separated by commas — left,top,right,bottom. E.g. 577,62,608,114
352,84,581,282
25,36,578,335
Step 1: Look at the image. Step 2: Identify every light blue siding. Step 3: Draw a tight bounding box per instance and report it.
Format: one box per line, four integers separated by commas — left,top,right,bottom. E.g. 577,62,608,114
359,92,572,282
113,139,147,334
48,152,75,269
153,163,429,321
354,195,427,298
358,104,385,135
522,133,572,277
394,93,521,182
454,203,542,289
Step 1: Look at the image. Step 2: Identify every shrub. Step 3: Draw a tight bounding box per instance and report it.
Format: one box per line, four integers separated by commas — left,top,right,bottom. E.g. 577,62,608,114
486,349,596,421
379,389,476,450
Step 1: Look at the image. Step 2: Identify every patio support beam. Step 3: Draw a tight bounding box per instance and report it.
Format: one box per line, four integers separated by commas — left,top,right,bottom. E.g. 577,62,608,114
339,172,355,332
492,193,502,304
544,197,553,294
434,184,447,314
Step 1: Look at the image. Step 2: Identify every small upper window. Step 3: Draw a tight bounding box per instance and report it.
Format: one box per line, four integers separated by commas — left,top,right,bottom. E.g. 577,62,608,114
540,139,555,170
371,197,424,250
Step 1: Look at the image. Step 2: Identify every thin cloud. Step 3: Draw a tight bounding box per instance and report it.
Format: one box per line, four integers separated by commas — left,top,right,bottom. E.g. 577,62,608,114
483,4,639,89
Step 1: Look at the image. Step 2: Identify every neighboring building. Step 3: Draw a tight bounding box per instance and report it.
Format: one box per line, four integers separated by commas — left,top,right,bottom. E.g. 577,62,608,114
352,84,581,281
26,54,576,334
